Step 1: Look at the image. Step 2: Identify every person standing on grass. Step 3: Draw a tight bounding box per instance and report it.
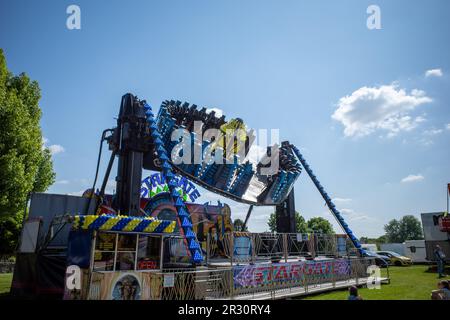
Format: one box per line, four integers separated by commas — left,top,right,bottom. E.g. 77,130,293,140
434,245,447,278
347,286,363,300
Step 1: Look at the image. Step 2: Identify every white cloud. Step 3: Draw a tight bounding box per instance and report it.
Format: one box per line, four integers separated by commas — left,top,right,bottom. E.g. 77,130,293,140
332,197,352,203
318,208,383,236
401,174,424,183
56,180,70,184
423,128,443,136
332,84,432,137
48,144,65,155
42,137,65,155
339,208,371,221
417,137,434,146
206,107,224,118
446,123,450,130
68,190,85,196
416,126,447,146
425,68,443,78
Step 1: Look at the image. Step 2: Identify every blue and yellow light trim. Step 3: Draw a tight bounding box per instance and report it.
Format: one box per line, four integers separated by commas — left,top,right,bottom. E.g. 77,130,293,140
72,214,176,234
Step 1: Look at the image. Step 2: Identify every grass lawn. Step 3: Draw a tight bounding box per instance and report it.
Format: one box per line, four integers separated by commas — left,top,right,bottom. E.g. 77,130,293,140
0,273,12,295
302,265,450,300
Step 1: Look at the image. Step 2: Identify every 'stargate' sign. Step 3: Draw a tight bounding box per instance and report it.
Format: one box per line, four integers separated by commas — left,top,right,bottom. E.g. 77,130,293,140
233,259,351,288
141,172,201,202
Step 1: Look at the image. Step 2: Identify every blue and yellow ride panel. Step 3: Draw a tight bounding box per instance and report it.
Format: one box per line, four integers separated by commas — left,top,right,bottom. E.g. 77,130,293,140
72,214,176,234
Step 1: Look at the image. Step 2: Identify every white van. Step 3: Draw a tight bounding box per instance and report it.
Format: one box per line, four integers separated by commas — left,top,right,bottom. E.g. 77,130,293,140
404,240,427,263
361,243,377,252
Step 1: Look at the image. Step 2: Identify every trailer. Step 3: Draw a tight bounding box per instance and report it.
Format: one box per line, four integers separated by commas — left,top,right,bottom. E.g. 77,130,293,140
421,212,450,262
404,240,427,263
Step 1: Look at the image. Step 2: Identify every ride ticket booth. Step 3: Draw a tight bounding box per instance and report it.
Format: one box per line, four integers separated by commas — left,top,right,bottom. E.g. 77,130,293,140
64,214,185,300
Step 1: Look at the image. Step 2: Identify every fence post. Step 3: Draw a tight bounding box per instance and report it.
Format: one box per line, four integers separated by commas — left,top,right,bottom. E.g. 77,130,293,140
283,233,288,263
230,233,234,267
251,233,256,264
270,264,275,299
332,260,336,288
229,267,234,299
206,232,210,266
311,234,316,259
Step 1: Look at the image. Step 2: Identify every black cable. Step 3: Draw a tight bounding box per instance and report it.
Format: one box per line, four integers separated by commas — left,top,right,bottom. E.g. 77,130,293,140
86,129,113,214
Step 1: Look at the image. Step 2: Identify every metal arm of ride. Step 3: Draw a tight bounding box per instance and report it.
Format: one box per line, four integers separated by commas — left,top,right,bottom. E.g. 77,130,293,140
103,93,203,264
242,205,253,231
291,146,365,256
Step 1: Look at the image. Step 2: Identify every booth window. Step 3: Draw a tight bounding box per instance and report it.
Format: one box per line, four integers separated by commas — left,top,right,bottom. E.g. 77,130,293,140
93,233,117,271
137,235,161,270
93,232,163,271
115,234,137,271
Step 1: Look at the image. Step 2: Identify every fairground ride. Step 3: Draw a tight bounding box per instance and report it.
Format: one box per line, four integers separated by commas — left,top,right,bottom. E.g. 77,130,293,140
11,93,371,299
91,93,366,263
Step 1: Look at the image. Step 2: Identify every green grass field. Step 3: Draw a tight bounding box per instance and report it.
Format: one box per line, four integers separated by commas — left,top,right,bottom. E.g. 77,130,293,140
0,265,448,299
0,273,12,295
302,265,449,300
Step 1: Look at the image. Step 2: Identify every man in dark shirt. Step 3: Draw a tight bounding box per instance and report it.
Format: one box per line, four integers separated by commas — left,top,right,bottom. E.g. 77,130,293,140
434,245,446,278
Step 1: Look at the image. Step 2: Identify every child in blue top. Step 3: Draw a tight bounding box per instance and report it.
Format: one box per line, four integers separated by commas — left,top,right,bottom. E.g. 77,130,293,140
348,286,363,300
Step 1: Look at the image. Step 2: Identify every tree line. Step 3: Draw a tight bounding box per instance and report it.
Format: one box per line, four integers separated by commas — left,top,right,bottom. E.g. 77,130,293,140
233,212,424,246
234,211,334,234
360,215,424,246
0,49,55,257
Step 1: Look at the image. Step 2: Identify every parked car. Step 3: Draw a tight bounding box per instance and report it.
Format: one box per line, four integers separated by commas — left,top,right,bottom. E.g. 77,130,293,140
376,251,412,266
364,251,390,267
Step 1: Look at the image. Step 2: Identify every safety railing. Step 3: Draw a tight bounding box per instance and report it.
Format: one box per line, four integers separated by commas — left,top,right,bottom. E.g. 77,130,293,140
205,232,359,265
85,257,376,300
230,257,375,299
139,268,233,300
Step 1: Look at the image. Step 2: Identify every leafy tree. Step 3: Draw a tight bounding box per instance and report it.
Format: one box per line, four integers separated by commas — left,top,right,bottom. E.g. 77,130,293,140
267,213,277,232
267,212,314,233
399,215,424,240
384,219,402,242
306,217,334,234
233,218,248,232
360,235,387,249
296,214,309,233
359,236,371,244
33,148,55,192
384,215,423,243
267,212,307,232
360,236,386,244
377,234,388,244
0,49,55,254
0,211,24,257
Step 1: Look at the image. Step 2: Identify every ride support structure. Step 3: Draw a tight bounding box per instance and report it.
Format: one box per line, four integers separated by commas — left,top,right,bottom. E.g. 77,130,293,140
103,93,364,263
143,102,204,263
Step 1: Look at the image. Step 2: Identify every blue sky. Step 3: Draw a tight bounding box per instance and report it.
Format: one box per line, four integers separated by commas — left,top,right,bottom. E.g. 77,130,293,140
1,0,449,237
